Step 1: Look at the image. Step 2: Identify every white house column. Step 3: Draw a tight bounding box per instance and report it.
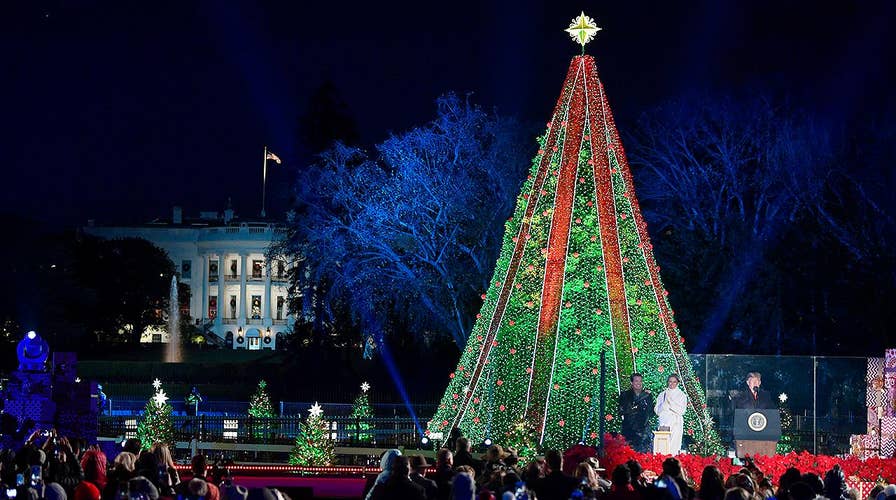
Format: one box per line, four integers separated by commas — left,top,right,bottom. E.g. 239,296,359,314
200,254,208,321
264,257,272,323
239,253,248,321
216,253,225,328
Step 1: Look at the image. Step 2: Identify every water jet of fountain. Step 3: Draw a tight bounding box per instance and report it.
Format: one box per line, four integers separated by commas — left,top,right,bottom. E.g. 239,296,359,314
165,275,182,363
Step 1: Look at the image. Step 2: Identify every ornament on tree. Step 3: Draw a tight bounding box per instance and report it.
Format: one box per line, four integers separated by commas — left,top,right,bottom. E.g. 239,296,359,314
428,12,721,453
136,379,175,450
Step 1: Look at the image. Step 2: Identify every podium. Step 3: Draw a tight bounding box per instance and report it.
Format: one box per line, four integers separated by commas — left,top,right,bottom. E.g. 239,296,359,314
733,409,781,458
653,429,672,455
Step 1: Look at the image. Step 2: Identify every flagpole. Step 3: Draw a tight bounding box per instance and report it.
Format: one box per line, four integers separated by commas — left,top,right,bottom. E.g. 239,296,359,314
261,145,268,218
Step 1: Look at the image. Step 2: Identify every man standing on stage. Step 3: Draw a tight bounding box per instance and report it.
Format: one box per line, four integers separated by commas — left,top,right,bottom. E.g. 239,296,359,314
619,373,653,452
654,374,687,455
732,372,774,410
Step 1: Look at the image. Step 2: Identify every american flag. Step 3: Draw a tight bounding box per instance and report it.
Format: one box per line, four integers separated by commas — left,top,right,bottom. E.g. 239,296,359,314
265,151,282,164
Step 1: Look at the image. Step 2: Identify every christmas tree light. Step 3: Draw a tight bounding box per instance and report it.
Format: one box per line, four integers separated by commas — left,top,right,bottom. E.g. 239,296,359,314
428,13,721,453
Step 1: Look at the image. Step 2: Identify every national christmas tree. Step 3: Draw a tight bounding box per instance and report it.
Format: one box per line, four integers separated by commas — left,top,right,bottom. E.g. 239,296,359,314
137,379,175,449
289,402,335,466
349,382,374,444
427,13,720,452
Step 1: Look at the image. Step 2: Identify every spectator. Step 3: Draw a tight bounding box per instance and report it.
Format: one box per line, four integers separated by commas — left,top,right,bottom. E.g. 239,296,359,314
102,452,136,500
574,462,600,494
453,439,482,477
481,445,507,480
757,478,775,499
789,482,816,500
451,472,476,500
433,449,455,500
74,449,107,500
364,449,402,500
627,459,649,495
176,455,220,500
371,456,426,500
778,468,802,500
802,473,824,498
696,466,725,500
824,465,847,500
655,457,694,500
522,458,545,485
45,482,68,500
150,444,179,495
531,450,579,500
606,465,641,500
455,466,476,481
409,455,437,500
723,488,751,500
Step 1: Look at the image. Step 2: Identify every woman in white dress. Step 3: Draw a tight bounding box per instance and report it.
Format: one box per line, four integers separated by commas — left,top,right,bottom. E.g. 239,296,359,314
654,373,687,455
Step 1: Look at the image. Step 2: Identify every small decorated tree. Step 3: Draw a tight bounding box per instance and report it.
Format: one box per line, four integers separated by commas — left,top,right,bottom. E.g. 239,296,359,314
289,402,335,466
349,382,374,444
248,380,276,418
136,378,175,449
776,392,795,453
504,418,540,466
248,380,276,439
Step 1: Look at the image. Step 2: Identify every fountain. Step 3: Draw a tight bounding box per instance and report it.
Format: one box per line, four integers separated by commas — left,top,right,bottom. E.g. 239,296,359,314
165,275,182,362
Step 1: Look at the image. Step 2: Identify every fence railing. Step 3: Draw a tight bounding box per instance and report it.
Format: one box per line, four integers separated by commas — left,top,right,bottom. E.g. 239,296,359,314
98,415,422,448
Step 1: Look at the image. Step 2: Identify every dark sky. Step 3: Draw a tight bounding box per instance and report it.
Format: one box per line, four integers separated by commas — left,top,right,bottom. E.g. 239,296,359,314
2,1,893,227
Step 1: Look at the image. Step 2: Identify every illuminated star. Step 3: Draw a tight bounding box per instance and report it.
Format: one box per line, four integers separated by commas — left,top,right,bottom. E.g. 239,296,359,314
75,377,81,383
152,378,162,390
462,385,470,394
779,393,788,403
153,390,169,406
309,402,323,418
565,12,601,48
361,382,370,393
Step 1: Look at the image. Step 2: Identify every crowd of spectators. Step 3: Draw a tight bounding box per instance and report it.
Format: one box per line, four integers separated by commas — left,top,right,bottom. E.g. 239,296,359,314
363,437,878,500
0,429,287,500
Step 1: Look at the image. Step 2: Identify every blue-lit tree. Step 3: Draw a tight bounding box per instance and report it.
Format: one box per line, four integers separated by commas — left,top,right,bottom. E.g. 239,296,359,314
277,93,530,349
627,95,891,353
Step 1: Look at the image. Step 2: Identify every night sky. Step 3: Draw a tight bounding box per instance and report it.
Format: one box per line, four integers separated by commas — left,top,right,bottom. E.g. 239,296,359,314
2,1,894,227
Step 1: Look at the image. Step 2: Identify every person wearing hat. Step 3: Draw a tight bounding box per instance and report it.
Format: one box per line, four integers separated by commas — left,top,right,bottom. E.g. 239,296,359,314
481,445,507,481
409,455,437,500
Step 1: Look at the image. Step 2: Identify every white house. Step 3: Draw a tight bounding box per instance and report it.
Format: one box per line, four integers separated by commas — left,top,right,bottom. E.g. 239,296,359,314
84,206,294,350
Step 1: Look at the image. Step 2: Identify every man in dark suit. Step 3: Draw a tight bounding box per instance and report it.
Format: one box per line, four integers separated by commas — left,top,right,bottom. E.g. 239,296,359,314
531,450,579,500
409,455,438,500
452,437,482,476
732,372,774,410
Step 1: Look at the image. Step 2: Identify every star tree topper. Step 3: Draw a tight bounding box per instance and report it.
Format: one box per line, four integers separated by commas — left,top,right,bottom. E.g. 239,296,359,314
360,382,370,393
565,12,601,50
309,401,323,418
153,390,169,405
